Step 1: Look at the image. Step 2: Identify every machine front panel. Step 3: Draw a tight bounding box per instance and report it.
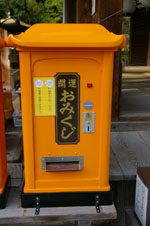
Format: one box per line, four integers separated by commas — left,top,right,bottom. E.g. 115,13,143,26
31,50,110,192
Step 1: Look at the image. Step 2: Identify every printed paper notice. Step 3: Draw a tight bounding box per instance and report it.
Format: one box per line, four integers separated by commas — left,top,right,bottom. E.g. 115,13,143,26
33,77,55,116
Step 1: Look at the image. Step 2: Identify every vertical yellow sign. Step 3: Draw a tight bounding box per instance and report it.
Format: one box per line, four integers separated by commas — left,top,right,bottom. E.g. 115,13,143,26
33,77,55,116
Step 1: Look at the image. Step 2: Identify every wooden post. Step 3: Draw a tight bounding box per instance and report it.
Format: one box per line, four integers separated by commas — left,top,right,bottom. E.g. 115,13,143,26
93,0,123,121
64,0,77,23
112,51,122,121
76,0,92,23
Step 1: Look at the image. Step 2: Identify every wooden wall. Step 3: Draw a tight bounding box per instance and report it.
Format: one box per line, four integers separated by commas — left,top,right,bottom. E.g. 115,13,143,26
92,0,123,120
130,9,150,66
76,0,92,23
92,0,123,35
65,0,123,121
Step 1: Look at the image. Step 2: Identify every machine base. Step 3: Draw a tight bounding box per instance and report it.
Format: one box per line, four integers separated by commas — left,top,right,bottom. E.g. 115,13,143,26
21,186,113,209
0,176,10,209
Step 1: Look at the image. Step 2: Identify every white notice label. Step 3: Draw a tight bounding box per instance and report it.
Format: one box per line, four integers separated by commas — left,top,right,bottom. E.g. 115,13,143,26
135,175,148,226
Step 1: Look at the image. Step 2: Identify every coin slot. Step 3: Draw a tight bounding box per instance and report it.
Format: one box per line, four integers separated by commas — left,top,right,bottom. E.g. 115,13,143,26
83,112,95,133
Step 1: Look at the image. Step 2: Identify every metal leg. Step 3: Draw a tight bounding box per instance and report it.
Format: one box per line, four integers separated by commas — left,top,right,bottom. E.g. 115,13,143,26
78,220,92,226
35,196,40,215
95,195,100,213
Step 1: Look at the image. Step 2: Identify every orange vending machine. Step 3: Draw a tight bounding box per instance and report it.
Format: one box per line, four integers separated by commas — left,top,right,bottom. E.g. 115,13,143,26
7,24,126,213
0,37,9,209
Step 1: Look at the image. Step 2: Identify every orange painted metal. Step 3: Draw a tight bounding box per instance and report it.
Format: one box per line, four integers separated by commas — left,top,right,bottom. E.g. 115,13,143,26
7,24,126,194
0,37,8,195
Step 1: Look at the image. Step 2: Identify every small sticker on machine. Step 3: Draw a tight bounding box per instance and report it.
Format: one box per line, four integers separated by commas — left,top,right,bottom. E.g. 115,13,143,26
33,77,55,116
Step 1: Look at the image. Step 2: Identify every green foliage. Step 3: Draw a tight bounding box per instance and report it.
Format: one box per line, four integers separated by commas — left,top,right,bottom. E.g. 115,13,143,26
45,0,63,11
122,17,131,65
121,55,128,63
0,0,63,24
0,0,9,19
122,17,131,35
9,0,31,23
44,0,63,23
